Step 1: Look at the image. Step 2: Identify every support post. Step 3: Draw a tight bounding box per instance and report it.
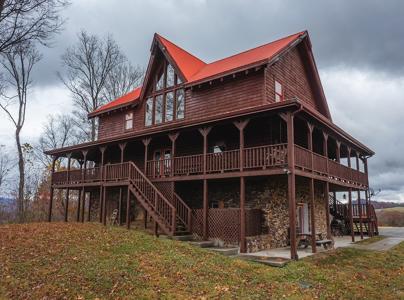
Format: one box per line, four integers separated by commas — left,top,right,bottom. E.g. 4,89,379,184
102,186,107,226
126,187,131,229
48,157,57,222
168,132,179,177
286,112,298,260
199,127,211,241
81,151,87,223
142,138,151,174
336,141,341,163
309,178,317,253
99,147,106,223
325,182,331,239
76,188,82,222
348,188,355,242
87,192,91,222
119,143,127,225
64,154,72,222
234,119,249,253
81,189,85,223
356,154,364,239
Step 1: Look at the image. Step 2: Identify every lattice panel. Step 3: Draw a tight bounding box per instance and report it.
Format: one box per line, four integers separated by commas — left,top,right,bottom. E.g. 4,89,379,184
245,209,263,236
208,209,240,244
191,209,204,238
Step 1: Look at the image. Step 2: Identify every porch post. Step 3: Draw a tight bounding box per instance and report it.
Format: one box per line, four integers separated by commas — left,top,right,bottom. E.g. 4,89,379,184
168,132,179,177
119,142,127,226
325,182,331,239
87,191,91,222
81,151,87,223
99,146,106,223
348,188,355,242
64,154,72,222
234,119,249,253
48,156,57,222
356,153,364,239
363,157,373,236
102,185,107,226
306,122,316,253
142,138,151,174
286,112,298,260
77,161,83,222
199,127,212,240
126,186,131,229
336,141,341,163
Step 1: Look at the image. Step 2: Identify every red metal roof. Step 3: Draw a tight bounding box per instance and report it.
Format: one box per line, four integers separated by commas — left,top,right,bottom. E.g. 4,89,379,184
90,31,306,116
92,86,142,115
188,31,306,84
156,34,206,81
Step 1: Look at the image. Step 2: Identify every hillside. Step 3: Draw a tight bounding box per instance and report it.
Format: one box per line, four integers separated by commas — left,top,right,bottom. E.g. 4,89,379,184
0,223,403,299
376,207,404,227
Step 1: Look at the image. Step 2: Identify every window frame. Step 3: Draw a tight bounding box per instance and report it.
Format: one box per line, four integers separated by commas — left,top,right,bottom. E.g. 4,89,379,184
124,111,134,131
275,79,284,102
145,60,185,127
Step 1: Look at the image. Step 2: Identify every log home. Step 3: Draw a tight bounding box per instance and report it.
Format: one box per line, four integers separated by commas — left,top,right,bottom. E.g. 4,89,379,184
45,31,377,259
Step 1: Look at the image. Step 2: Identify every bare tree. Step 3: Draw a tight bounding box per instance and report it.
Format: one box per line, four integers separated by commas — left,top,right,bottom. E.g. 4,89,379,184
35,114,80,168
0,0,69,54
0,43,41,222
60,30,143,142
102,62,143,102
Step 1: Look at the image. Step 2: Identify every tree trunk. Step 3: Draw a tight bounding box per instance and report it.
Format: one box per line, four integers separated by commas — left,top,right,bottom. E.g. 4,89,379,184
0,0,5,14
16,127,25,223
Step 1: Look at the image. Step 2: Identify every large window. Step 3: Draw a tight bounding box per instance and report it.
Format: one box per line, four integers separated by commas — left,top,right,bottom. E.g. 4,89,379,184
275,80,284,102
145,61,185,126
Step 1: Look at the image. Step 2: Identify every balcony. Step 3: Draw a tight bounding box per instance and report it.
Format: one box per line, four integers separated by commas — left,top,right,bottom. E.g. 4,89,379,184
51,143,368,187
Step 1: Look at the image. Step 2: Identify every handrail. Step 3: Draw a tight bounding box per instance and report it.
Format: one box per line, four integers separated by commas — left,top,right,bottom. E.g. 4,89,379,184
173,192,192,231
128,162,176,235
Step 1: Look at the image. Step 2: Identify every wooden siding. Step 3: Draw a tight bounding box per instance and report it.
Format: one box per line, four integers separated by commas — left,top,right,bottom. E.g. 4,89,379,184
266,46,319,111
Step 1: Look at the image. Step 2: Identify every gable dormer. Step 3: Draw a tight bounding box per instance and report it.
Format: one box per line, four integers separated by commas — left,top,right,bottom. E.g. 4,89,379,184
141,34,206,128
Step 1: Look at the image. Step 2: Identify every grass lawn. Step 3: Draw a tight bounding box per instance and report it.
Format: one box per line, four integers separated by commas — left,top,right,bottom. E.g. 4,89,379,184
354,235,386,245
0,223,403,299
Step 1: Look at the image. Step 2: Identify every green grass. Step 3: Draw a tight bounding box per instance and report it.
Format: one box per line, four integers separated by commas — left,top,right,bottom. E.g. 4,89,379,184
0,223,403,299
354,235,386,245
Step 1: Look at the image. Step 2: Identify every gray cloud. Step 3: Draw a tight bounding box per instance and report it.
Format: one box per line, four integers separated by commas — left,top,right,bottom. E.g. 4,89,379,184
2,0,404,201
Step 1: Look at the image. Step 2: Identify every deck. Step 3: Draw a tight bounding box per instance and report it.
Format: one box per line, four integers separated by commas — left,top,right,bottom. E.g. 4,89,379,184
52,143,368,189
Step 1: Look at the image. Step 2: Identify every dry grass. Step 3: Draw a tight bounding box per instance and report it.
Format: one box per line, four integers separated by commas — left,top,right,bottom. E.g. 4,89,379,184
0,223,403,299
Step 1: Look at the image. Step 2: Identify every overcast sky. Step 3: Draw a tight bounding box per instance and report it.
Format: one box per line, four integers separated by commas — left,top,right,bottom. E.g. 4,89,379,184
0,0,403,201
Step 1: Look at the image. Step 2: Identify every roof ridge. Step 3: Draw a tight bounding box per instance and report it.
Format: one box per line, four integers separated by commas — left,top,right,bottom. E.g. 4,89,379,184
156,33,207,66
205,31,306,65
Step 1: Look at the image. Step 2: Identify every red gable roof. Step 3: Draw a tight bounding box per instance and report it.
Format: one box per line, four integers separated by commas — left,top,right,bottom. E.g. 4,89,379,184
90,31,307,117
188,31,306,84
156,34,206,81
90,86,142,116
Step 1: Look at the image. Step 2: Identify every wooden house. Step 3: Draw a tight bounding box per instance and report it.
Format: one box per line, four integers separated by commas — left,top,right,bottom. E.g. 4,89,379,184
45,31,378,259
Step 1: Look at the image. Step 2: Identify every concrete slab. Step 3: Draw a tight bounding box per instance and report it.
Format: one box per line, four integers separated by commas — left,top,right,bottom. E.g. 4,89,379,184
350,237,404,251
189,240,215,248
210,247,239,256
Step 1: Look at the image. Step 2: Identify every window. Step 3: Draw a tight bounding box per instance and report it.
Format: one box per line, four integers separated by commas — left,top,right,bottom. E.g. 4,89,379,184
125,112,133,130
166,64,175,87
176,89,185,119
155,94,163,124
275,80,283,102
145,61,185,126
145,98,153,126
165,91,174,122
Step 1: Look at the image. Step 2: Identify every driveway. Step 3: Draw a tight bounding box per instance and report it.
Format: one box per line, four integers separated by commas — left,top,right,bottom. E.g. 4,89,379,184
378,226,404,238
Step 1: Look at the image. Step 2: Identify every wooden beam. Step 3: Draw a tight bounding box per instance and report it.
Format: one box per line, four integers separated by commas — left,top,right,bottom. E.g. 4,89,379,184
358,190,363,239
169,132,179,177
81,188,85,223
143,137,151,173
325,182,331,239
286,112,298,260
64,155,71,222
348,188,355,242
99,186,103,223
309,178,317,253
126,186,131,229
76,189,81,222
102,186,107,226
48,157,57,222
118,188,123,226
87,191,91,222
203,179,208,240
239,176,246,253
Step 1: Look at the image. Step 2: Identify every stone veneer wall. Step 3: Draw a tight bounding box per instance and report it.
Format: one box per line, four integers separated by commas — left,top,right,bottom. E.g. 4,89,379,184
199,176,328,252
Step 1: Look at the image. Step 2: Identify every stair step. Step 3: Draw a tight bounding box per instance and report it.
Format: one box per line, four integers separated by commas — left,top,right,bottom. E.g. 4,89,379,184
189,240,215,248
209,247,239,256
171,234,194,241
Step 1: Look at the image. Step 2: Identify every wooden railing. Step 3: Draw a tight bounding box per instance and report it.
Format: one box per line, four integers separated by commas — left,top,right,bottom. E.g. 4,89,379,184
145,159,171,178
174,154,203,176
104,162,130,181
83,167,101,182
352,203,368,218
173,192,192,232
207,149,240,173
128,162,176,235
294,145,312,170
244,143,287,169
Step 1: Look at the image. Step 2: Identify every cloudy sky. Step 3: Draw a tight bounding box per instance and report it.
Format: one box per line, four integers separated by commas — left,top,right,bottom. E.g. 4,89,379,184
0,0,403,201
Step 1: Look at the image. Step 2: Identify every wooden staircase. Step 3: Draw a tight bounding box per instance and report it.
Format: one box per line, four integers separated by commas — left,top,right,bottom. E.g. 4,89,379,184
329,194,378,236
126,162,192,236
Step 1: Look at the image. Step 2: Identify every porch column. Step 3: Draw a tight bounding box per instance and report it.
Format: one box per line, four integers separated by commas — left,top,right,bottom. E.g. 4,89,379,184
81,151,87,223
356,153,364,239
307,122,316,253
48,156,57,222
99,146,106,223
363,157,373,236
199,127,212,240
286,112,298,260
348,188,355,242
336,141,341,163
119,142,127,226
87,191,91,222
126,186,131,229
102,185,107,226
64,153,72,222
77,161,83,222
234,119,249,253
142,138,151,174
169,132,179,177
325,182,331,239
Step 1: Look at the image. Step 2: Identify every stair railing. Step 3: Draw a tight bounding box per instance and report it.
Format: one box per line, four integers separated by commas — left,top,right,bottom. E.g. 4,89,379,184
173,193,192,232
128,162,176,235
